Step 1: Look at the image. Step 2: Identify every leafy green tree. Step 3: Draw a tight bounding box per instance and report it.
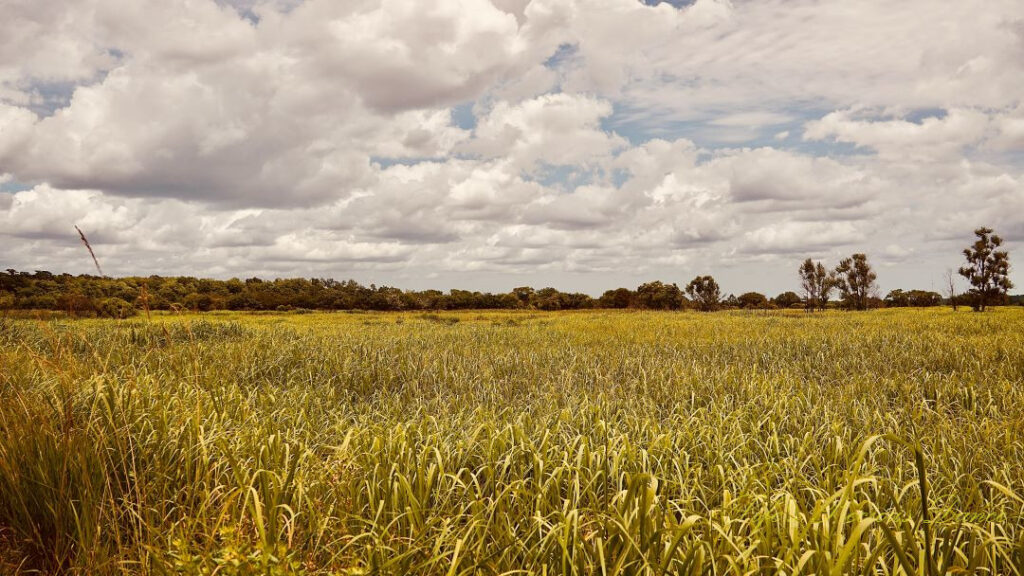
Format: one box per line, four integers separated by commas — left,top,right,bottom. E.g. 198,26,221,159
910,290,942,307
98,297,136,319
884,289,909,307
737,292,768,309
183,292,214,312
512,287,535,308
599,288,633,309
685,276,721,312
835,254,877,311
567,292,595,309
959,227,1013,312
772,291,802,309
369,286,405,311
886,289,942,307
635,281,685,310
533,288,564,311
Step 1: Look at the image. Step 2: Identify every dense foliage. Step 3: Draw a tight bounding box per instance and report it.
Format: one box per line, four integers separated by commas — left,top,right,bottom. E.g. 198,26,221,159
2,309,1023,574
1,269,978,317
960,227,1015,312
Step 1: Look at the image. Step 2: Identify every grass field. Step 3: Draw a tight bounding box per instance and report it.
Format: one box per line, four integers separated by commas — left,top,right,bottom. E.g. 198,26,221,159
1,308,1023,574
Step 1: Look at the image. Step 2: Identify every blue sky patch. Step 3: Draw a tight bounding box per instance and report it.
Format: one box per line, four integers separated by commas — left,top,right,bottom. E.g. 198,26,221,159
524,163,606,191
639,0,697,7
370,156,446,169
544,44,578,69
0,179,32,194
904,108,948,124
451,102,477,131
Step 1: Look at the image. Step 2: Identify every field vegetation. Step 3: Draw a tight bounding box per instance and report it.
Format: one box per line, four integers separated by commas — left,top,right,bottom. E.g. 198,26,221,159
1,309,1023,574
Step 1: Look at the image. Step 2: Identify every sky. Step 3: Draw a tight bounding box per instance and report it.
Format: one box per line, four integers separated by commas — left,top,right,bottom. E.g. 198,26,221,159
1,0,1022,296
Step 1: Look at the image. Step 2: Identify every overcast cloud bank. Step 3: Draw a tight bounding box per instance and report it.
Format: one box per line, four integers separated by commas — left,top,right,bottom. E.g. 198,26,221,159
1,0,1022,294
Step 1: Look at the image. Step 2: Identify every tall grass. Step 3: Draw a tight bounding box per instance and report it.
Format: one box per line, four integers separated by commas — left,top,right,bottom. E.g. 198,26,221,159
1,309,1023,574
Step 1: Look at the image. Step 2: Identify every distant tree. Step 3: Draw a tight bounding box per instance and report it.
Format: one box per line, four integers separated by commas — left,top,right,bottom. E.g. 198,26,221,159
445,289,478,310
493,293,517,309
772,291,802,309
959,227,1013,312
635,281,685,310
369,286,405,311
57,292,96,317
565,292,596,309
685,276,721,311
798,259,837,311
97,297,136,319
512,287,535,308
884,289,940,307
944,269,960,311
406,289,441,310
737,292,769,309
533,287,563,311
835,254,877,311
183,292,214,312
599,287,633,309
908,290,942,307
884,289,909,307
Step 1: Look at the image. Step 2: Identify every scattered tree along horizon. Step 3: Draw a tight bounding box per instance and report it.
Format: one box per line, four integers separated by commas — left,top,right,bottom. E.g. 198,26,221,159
2,268,1019,317
959,227,1014,312
1,227,1015,316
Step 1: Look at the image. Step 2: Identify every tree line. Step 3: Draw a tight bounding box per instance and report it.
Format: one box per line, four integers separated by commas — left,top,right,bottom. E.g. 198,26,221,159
1,227,1015,317
797,227,1014,312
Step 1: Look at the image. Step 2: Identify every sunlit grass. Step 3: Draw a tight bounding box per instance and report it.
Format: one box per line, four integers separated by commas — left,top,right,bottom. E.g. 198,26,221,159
1,308,1023,574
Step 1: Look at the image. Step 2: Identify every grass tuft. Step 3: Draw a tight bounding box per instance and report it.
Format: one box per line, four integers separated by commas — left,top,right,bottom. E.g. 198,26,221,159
1,308,1023,574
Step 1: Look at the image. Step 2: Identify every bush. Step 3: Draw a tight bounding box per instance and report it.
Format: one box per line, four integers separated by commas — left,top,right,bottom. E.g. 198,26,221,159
737,292,769,309
97,297,136,319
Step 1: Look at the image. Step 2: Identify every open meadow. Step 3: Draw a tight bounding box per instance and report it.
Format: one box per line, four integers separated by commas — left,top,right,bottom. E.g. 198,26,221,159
1,308,1023,575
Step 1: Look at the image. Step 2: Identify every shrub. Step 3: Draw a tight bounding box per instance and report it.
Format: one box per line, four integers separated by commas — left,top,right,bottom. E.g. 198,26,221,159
97,297,136,319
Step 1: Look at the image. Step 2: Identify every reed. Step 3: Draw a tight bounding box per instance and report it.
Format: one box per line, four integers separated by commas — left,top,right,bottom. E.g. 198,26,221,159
1,308,1022,574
